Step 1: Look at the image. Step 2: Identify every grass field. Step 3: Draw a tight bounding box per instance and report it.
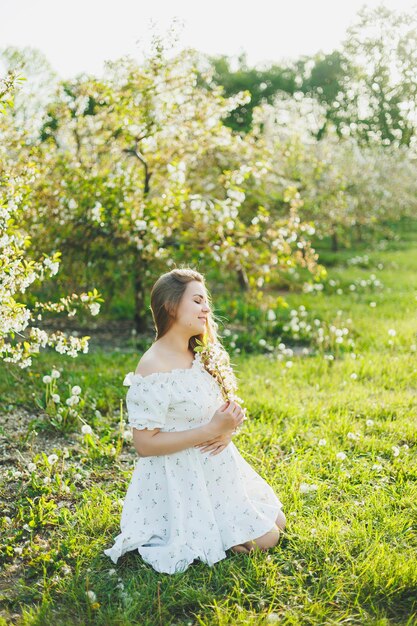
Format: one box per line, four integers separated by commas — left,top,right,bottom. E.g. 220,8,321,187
1,220,416,625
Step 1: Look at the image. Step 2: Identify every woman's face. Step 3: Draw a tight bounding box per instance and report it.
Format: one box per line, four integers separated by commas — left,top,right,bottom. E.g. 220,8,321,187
176,280,211,334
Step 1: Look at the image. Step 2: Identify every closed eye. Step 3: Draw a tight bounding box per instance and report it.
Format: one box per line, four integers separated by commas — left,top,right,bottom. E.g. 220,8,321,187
194,298,210,312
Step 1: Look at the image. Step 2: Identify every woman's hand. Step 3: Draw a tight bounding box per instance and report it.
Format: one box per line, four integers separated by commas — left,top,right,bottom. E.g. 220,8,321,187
194,400,247,456
194,431,233,456
205,400,246,439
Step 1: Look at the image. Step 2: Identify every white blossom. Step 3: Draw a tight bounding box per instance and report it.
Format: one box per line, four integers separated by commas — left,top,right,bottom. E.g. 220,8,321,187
89,302,100,316
86,590,97,604
266,613,279,623
299,482,318,493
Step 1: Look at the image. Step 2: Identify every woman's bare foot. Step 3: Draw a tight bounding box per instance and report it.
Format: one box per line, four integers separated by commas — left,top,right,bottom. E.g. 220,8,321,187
244,525,282,552
275,508,286,532
230,513,285,556
230,543,251,554
230,525,282,555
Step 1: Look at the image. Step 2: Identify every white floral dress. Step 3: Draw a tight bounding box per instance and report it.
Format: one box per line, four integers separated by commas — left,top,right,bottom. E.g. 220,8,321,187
103,351,284,574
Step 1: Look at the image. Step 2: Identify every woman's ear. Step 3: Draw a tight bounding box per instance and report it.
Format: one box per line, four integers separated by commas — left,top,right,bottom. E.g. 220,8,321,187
164,302,175,318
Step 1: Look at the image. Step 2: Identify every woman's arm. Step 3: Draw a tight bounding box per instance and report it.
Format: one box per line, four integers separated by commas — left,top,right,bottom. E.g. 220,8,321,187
133,423,218,458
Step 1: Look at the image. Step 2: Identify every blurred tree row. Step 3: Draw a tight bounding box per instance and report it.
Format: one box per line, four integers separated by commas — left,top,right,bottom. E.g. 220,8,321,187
206,5,417,148
1,3,416,346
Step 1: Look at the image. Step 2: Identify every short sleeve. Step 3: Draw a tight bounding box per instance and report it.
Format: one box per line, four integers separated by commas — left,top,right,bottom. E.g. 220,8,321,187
123,372,171,431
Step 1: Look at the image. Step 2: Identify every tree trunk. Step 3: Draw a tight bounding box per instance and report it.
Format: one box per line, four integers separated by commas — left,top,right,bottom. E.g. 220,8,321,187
331,230,338,252
125,143,152,333
237,266,249,290
133,266,148,333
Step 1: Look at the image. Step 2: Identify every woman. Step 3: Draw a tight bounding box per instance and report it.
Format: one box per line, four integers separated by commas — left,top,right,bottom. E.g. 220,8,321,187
104,268,286,574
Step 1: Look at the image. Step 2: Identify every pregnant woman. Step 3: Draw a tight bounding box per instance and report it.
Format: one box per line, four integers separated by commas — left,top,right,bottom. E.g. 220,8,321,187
104,268,286,574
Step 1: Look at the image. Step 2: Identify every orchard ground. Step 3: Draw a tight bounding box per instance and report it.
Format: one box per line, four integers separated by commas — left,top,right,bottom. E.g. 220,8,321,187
0,219,416,625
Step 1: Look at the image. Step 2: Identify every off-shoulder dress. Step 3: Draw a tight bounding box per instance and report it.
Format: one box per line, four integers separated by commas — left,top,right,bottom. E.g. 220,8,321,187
103,351,284,574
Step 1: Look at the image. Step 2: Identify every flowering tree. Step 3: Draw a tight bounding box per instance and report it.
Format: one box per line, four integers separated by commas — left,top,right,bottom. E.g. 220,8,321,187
21,37,321,331
0,72,102,368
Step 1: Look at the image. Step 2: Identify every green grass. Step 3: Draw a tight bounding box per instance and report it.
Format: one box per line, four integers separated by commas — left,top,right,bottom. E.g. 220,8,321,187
1,220,417,625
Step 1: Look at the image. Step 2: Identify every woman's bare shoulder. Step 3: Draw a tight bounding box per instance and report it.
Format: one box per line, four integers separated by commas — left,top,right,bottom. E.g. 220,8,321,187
134,345,194,376
134,348,167,377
